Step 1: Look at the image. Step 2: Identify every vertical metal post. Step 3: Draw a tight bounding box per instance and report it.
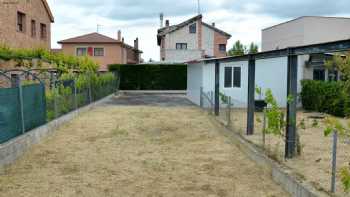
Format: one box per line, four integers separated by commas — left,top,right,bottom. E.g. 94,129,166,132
54,83,58,118
227,96,232,127
247,55,256,135
263,110,266,148
214,60,220,116
285,48,298,159
74,80,78,110
331,130,338,193
200,87,203,108
210,91,214,114
16,76,25,133
89,80,92,103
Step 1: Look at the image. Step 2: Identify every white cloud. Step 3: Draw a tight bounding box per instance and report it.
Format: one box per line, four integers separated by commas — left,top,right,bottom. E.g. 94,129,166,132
47,0,350,61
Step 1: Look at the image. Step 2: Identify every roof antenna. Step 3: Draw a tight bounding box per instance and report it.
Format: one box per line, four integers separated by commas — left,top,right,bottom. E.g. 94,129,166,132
197,0,201,14
96,24,102,33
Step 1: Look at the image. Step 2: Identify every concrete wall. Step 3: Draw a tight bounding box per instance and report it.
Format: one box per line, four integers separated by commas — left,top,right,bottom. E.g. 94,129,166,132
165,49,203,62
165,23,198,50
262,16,350,52
0,0,52,49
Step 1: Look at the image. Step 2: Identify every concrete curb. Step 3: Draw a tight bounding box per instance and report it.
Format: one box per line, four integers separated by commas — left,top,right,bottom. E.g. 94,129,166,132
0,94,114,172
212,119,330,197
119,90,186,94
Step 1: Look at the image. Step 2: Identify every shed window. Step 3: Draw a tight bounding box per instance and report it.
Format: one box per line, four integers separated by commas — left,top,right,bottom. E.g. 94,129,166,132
224,66,241,88
76,48,87,56
189,23,196,34
176,43,187,50
224,67,232,88
233,67,241,87
94,48,104,56
17,12,26,32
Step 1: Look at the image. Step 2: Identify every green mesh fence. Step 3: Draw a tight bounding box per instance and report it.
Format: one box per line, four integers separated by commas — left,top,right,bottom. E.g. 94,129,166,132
0,74,117,144
0,87,21,143
22,84,46,131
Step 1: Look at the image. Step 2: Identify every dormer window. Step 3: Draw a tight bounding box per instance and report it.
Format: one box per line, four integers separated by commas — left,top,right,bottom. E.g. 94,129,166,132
189,23,196,34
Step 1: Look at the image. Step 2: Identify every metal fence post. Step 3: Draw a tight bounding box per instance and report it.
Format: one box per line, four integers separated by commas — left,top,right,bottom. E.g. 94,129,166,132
214,60,220,116
331,130,338,193
74,80,78,110
210,91,214,114
227,96,232,127
89,80,92,103
247,55,256,135
54,84,58,119
17,77,25,133
200,87,203,108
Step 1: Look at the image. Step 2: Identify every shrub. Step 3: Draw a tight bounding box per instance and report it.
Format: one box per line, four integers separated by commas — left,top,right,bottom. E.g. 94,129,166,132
301,80,349,117
108,64,187,90
0,45,98,73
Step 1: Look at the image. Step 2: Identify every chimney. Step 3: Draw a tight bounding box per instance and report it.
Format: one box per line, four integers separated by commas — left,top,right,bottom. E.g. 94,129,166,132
165,20,170,27
212,23,215,27
134,37,139,50
122,37,125,44
160,13,164,28
117,30,121,41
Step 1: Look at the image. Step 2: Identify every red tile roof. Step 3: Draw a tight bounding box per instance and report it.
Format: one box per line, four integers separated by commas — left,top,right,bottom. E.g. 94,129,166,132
58,32,120,44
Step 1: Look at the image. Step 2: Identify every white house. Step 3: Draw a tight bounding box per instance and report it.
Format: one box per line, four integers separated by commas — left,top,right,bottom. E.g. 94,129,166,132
157,14,231,63
261,16,350,81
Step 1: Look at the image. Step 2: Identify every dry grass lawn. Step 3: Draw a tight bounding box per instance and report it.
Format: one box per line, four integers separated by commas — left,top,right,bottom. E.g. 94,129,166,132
0,105,288,197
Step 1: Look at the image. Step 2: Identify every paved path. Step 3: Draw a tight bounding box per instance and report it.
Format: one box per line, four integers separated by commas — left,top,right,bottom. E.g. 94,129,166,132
0,94,288,197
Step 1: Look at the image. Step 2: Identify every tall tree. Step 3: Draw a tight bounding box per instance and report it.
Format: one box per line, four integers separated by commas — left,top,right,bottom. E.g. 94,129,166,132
228,40,246,56
248,42,259,54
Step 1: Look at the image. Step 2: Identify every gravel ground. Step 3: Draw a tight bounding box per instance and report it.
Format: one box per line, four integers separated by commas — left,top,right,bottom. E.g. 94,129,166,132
0,94,288,197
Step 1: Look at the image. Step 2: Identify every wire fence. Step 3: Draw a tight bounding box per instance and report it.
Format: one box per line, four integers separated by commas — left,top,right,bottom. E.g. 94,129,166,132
0,70,118,144
199,87,350,195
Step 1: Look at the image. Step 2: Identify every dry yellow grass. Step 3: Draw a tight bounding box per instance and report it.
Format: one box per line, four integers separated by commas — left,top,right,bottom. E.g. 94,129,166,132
0,105,288,197
230,109,350,196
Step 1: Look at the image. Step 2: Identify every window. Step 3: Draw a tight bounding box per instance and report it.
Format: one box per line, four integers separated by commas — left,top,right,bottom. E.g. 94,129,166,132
224,66,241,88
176,43,187,50
224,67,232,88
17,12,26,32
40,23,47,40
219,44,226,52
233,67,241,87
313,68,325,81
94,48,104,56
31,20,36,37
76,48,87,56
189,23,196,33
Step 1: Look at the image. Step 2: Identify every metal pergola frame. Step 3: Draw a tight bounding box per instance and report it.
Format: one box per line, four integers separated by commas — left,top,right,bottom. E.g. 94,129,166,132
203,38,350,159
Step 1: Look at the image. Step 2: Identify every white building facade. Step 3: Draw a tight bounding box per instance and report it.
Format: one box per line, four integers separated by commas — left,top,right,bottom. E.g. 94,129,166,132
157,15,231,63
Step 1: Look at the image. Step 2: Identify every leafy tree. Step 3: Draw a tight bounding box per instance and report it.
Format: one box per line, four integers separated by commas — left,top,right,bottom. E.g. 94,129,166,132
228,40,259,56
228,40,246,56
248,42,259,54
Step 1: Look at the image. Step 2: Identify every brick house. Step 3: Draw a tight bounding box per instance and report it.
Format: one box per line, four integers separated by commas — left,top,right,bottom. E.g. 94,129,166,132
58,32,142,71
157,14,231,63
0,0,54,49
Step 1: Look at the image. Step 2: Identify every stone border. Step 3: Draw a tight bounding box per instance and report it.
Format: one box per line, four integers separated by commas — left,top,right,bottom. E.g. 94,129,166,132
119,90,186,94
213,119,330,197
0,94,114,173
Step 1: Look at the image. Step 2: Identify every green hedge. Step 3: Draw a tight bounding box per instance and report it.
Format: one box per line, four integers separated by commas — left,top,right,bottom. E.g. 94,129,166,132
108,64,187,90
301,80,350,117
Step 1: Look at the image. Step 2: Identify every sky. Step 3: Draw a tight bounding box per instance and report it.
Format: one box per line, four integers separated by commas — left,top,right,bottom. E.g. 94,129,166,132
47,0,350,61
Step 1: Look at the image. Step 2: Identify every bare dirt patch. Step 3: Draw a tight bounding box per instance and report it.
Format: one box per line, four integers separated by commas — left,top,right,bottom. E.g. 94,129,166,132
0,104,288,197
230,109,350,196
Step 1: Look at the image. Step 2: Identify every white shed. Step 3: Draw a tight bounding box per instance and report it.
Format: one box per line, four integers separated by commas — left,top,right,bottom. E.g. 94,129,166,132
187,55,307,108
